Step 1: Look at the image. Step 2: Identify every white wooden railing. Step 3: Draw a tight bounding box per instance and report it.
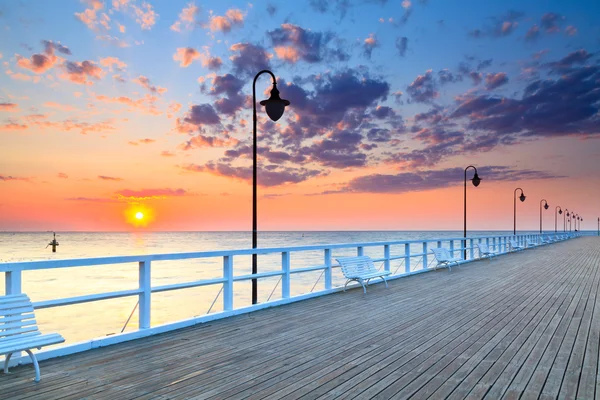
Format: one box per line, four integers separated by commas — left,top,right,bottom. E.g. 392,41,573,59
0,232,580,365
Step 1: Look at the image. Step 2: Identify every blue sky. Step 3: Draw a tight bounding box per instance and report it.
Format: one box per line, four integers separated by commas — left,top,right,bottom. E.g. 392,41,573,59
0,0,599,231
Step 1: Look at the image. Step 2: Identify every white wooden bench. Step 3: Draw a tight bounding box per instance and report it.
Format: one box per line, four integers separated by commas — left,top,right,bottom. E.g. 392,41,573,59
430,248,463,271
335,256,391,294
1,294,65,382
476,243,499,260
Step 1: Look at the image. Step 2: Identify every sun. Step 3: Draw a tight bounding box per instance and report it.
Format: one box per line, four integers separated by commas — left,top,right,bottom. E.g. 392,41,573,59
125,205,154,228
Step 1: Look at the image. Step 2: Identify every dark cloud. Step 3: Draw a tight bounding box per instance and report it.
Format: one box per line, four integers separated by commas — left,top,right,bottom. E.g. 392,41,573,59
182,162,322,187
268,23,346,64
371,106,395,119
42,40,71,55
327,166,561,194
0,175,31,182
385,127,465,168
308,0,350,20
540,12,564,33
98,175,123,181
450,62,600,139
546,49,592,73
266,4,277,16
525,25,540,41
229,43,271,78
407,70,438,103
477,59,493,70
438,69,462,85
301,131,367,168
485,72,509,90
366,128,391,142
183,104,221,126
208,74,244,97
468,10,524,38
395,36,408,57
469,71,483,85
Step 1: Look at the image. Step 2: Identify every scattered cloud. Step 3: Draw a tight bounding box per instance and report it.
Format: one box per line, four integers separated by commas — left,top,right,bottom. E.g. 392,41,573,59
75,0,110,31
173,47,200,67
99,56,127,71
0,175,31,182
485,72,508,90
62,60,104,85
96,35,130,48
170,2,199,32
57,172,69,179
208,8,244,33
229,43,271,77
0,103,19,112
0,123,28,132
407,70,438,103
363,33,378,59
132,75,167,95
396,36,408,57
132,2,158,30
98,175,124,181
116,188,188,201
268,23,346,64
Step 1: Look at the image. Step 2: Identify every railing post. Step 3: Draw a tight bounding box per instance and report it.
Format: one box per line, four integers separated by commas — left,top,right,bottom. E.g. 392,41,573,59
450,240,455,257
384,245,390,272
357,246,364,256
282,252,291,298
404,243,410,273
324,249,332,290
423,242,428,270
5,270,22,295
469,239,474,260
138,260,151,329
223,255,234,310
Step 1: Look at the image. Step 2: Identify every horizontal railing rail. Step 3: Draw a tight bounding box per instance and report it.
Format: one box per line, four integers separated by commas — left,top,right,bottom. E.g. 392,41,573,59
0,231,581,366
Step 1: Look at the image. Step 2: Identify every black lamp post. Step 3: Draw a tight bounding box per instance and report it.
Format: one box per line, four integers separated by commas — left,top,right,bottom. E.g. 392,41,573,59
539,199,549,234
569,212,574,232
597,217,599,236
555,206,562,233
564,209,569,232
578,216,582,231
251,70,290,305
514,188,526,235
463,165,481,259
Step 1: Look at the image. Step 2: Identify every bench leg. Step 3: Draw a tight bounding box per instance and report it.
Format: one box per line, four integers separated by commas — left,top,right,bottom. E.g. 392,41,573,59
381,276,388,288
3,352,13,374
25,350,41,382
359,279,367,294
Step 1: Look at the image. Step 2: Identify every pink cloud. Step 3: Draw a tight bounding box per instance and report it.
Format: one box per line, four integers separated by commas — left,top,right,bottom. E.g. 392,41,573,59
5,71,42,83
274,46,300,63
565,25,578,36
161,150,176,157
33,119,117,135
75,0,110,31
16,52,58,74
0,175,31,182
132,75,167,95
0,123,28,132
95,94,161,115
208,8,244,33
171,3,199,32
99,56,127,71
132,2,158,30
57,172,69,179
173,47,201,67
96,35,130,48
112,0,130,11
62,60,104,85
0,103,19,112
98,175,123,181
116,188,188,200
44,102,76,111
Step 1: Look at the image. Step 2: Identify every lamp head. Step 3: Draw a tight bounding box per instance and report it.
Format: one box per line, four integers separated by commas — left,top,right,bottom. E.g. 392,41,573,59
559,209,563,215
471,172,481,187
260,83,290,122
519,193,526,202
544,203,549,210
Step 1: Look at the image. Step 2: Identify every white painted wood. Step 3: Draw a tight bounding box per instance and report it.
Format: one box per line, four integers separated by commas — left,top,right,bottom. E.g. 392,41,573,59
405,243,410,273
335,256,391,294
138,260,151,330
357,246,364,256
384,245,390,273
223,255,233,311
324,249,332,290
0,294,64,381
423,242,428,270
4,270,21,295
281,252,290,298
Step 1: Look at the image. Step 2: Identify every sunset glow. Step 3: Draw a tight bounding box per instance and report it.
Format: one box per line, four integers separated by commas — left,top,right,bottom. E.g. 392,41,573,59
0,1,599,231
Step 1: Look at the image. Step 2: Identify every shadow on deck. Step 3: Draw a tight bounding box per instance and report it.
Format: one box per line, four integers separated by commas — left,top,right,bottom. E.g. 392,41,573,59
1,237,599,399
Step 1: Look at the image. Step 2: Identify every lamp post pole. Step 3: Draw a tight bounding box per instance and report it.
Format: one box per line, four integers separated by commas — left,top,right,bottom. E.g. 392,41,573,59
251,70,290,305
463,166,481,259
597,217,599,236
564,209,569,232
514,188,526,235
540,199,549,234
555,206,562,233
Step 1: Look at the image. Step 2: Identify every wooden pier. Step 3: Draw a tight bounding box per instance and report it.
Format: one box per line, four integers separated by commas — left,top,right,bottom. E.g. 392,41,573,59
1,236,599,399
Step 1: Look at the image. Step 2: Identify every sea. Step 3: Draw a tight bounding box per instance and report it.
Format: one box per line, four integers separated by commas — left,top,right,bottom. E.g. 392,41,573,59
0,230,544,346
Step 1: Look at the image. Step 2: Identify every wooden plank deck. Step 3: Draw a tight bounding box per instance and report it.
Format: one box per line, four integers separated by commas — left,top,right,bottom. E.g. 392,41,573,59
1,236,599,399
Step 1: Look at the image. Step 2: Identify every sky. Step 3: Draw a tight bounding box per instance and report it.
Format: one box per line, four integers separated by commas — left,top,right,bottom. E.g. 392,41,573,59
0,0,599,232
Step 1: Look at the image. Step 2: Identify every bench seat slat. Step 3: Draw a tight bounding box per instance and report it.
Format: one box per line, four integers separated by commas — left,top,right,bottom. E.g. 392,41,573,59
0,303,35,313
1,323,40,336
0,313,37,325
0,333,64,355
1,319,38,332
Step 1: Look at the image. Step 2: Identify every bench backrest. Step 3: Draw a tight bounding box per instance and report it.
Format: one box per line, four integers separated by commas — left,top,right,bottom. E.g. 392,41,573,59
477,243,490,253
430,247,451,262
0,294,41,341
336,256,377,277
510,239,519,247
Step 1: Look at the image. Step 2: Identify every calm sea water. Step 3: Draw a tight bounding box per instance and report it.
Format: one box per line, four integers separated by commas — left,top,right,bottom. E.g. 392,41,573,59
0,230,532,346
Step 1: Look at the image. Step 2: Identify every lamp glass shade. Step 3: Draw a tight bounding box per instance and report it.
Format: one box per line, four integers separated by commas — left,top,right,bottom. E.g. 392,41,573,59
544,203,549,210
260,84,290,122
519,194,526,202
559,209,563,214
472,173,481,187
